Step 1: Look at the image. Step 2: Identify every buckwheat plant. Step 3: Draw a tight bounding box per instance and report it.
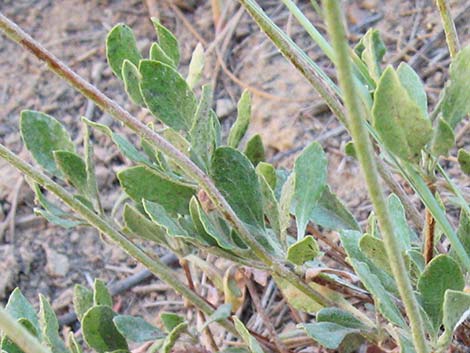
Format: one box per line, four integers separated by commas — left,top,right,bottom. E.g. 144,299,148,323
0,0,470,352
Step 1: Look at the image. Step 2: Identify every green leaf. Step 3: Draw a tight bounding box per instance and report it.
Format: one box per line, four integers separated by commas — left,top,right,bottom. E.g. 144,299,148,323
316,307,368,329
310,186,360,231
5,288,40,335
458,148,470,175
450,210,470,270
121,60,144,105
437,290,470,349
417,254,464,332
139,60,196,132
82,306,128,353
39,295,68,353
149,42,175,68
223,266,245,313
160,312,185,332
256,162,276,190
257,173,281,238
20,110,74,176
82,118,150,166
67,333,82,353
143,200,188,238
397,62,427,116
113,315,165,342
244,134,265,166
122,204,168,245
186,43,205,89
431,117,455,157
301,322,361,349
439,46,470,128
161,322,187,353
210,147,264,229
118,165,195,215
359,234,391,274
106,24,142,80
355,29,386,82
200,304,232,331
279,173,295,245
93,279,112,307
232,317,265,353
353,260,406,327
287,236,320,265
227,90,251,148
372,66,432,161
151,18,180,67
344,141,356,158
340,230,398,297
34,209,83,229
73,284,93,322
53,151,88,195
189,84,215,171
387,194,414,250
189,197,234,249
292,142,327,239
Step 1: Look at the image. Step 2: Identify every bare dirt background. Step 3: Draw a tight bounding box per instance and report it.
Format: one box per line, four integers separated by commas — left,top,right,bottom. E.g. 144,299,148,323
1,0,470,351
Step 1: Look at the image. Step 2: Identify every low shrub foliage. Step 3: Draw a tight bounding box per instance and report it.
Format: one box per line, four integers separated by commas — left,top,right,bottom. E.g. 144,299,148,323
0,0,470,352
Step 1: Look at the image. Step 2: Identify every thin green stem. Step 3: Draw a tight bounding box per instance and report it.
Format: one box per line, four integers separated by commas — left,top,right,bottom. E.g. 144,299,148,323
281,0,334,60
0,307,51,353
436,0,460,58
0,143,238,336
323,1,428,353
0,11,333,309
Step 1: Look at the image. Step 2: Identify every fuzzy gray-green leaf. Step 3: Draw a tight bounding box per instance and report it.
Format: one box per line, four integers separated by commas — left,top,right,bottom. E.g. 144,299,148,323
397,62,427,116
118,165,195,215
301,322,361,349
149,42,175,68
355,29,386,82
372,66,432,162
189,84,215,171
227,90,251,148
439,46,470,128
113,315,165,342
160,312,184,332
387,194,413,250
210,147,265,229
93,279,112,307
200,304,232,331
106,24,142,80
5,288,40,335
53,151,88,195
233,317,265,353
310,186,360,231
293,142,327,239
244,134,265,166
39,295,68,353
438,290,470,349
431,117,454,157
20,110,74,176
186,43,205,89
417,254,464,332
457,149,470,175
359,234,391,274
139,60,196,132
82,306,128,353
151,18,180,67
121,60,144,105
123,204,168,245
287,236,320,265
73,284,93,322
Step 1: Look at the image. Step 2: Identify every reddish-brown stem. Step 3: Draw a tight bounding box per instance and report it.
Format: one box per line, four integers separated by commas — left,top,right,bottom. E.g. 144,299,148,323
424,182,437,264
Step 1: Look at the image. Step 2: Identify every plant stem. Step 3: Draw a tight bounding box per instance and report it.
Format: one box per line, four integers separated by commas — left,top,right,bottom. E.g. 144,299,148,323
436,0,460,58
0,307,51,353
0,143,238,336
322,1,428,353
0,11,333,309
